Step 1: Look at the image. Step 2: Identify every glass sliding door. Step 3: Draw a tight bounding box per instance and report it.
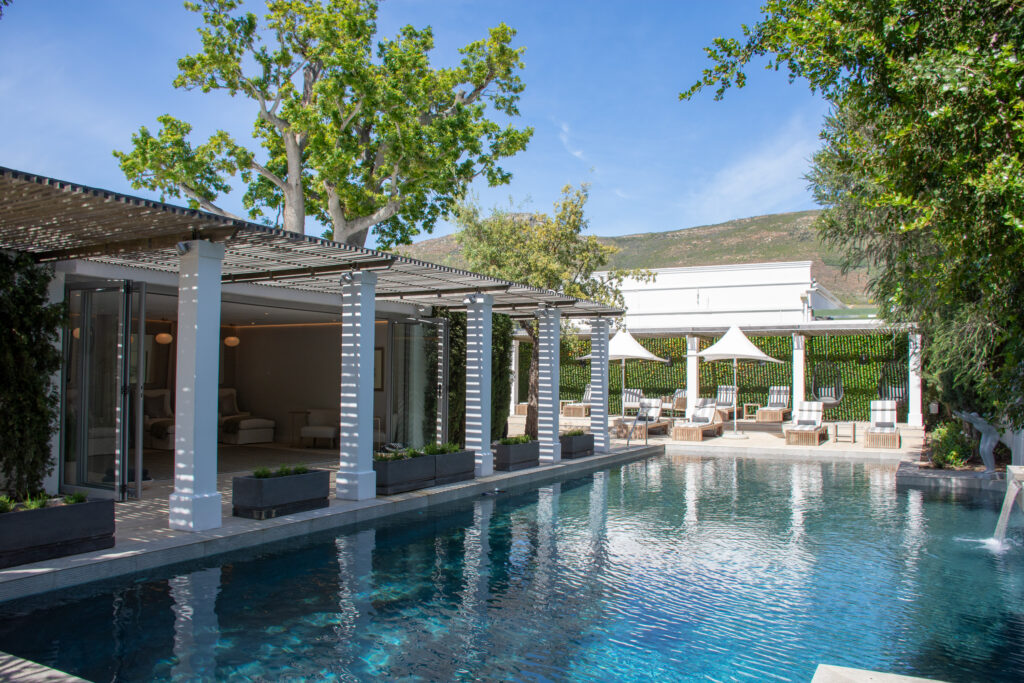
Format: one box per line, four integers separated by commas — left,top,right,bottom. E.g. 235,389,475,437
389,321,439,449
62,281,144,499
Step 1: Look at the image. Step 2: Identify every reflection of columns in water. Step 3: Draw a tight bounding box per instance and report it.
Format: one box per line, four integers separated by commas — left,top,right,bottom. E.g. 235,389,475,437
170,567,222,680
335,529,376,648
868,464,898,517
459,497,494,635
646,457,663,490
791,464,806,539
901,489,926,577
685,461,699,525
536,483,561,592
589,470,608,541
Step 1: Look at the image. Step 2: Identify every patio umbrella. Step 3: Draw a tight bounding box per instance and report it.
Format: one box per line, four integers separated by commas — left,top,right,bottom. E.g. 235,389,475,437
577,328,668,415
698,326,782,438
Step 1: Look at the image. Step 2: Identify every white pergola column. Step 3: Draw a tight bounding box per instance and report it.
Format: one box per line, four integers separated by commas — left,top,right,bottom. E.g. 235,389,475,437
510,339,520,416
792,333,806,407
686,335,700,418
465,294,493,477
590,318,611,454
337,270,377,500
169,240,224,532
537,308,561,464
907,332,924,427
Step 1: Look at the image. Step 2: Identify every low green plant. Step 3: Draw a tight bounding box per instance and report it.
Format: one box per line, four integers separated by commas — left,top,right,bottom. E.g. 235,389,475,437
498,434,532,446
292,465,309,475
62,492,87,505
374,450,410,461
422,442,461,456
0,495,14,514
276,465,293,477
562,429,585,437
929,421,974,469
253,467,273,478
21,494,50,510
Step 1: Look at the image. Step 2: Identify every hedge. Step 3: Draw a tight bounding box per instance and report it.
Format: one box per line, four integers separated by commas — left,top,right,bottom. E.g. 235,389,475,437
518,332,910,422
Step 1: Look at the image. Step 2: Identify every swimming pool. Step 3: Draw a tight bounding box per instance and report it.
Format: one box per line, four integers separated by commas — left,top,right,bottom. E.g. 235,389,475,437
1,455,1022,681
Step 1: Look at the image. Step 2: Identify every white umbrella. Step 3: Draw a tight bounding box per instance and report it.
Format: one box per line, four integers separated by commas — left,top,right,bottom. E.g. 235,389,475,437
577,328,668,415
698,326,782,437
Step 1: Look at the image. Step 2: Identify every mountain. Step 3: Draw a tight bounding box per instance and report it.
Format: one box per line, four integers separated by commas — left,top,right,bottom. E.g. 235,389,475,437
391,210,870,304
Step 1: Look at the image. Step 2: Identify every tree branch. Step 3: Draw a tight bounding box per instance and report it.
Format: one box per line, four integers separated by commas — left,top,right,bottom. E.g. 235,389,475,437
249,159,287,192
177,182,243,220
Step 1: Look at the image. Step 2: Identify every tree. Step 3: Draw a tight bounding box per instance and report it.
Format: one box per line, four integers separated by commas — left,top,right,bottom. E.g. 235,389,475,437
0,254,65,499
455,185,651,438
114,0,532,248
683,0,1024,427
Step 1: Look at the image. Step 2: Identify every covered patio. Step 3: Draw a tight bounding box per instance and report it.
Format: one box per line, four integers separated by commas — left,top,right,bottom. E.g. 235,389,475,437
0,166,621,533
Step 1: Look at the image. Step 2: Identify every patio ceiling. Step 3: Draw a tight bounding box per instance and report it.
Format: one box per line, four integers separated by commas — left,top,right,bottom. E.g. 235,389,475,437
0,166,622,319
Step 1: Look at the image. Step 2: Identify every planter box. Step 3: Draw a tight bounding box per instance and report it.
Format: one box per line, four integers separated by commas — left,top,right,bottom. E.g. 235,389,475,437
493,440,540,471
435,450,476,485
0,499,115,569
232,469,331,520
374,454,436,495
559,433,594,459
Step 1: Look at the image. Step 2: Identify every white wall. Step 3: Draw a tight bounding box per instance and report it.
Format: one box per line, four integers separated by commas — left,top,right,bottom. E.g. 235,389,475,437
608,261,840,331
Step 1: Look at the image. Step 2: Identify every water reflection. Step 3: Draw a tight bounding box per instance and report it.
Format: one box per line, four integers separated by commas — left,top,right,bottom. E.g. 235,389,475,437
169,567,221,680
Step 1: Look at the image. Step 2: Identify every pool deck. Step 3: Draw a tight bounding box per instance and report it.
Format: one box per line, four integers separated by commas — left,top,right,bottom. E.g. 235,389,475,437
0,444,661,604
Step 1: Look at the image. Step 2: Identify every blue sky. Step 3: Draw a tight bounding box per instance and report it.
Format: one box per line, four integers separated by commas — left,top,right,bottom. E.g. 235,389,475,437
0,1,828,247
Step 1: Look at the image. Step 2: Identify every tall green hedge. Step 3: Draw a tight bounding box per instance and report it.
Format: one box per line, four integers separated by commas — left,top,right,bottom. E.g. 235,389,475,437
520,332,910,421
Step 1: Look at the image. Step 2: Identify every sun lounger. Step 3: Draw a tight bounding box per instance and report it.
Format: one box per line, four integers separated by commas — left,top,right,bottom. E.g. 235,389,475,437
756,385,792,423
715,385,737,421
671,399,723,441
661,388,687,417
562,384,593,417
784,401,828,445
620,397,670,444
865,400,900,448
622,388,643,416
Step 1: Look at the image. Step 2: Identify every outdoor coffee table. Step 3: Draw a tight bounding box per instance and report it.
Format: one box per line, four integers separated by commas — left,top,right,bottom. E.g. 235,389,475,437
743,403,761,420
833,421,856,443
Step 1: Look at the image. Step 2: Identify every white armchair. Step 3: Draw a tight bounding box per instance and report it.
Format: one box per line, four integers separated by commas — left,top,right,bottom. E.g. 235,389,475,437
300,408,340,448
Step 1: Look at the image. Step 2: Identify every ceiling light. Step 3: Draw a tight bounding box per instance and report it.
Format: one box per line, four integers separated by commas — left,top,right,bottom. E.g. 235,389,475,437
224,336,241,347
155,332,173,345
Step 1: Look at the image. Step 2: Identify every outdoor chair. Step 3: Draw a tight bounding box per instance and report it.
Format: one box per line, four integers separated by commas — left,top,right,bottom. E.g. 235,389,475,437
756,385,792,423
622,388,643,416
300,408,340,448
142,388,175,450
623,397,670,444
715,385,738,421
661,388,687,417
784,401,828,446
672,398,723,441
865,400,900,448
218,388,276,445
562,384,593,417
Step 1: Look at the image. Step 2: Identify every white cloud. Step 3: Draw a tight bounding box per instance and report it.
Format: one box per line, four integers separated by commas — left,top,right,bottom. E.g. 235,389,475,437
677,117,820,226
558,121,586,161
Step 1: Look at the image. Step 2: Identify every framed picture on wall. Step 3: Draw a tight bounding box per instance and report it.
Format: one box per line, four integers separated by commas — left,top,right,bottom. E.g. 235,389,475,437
374,347,384,391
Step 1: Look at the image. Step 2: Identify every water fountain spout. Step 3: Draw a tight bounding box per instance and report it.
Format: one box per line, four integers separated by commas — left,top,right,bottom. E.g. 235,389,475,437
994,466,1024,543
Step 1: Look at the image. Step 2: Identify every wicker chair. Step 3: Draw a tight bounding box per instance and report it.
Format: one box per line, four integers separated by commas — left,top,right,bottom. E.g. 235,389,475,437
865,400,900,448
784,401,828,446
756,385,792,423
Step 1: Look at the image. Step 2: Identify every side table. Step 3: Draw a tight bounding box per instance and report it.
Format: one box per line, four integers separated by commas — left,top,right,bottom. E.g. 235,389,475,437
288,409,309,447
743,403,761,420
833,421,856,443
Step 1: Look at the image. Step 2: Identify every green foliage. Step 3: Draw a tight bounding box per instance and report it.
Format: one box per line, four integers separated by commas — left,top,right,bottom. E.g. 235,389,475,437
0,253,65,499
0,496,13,514
421,442,460,456
292,465,309,475
684,0,1024,427
562,429,585,437
115,0,532,247
928,421,974,469
21,494,49,510
253,467,273,478
548,332,908,421
275,465,293,477
498,434,531,446
62,492,88,505
253,464,308,477
491,313,513,439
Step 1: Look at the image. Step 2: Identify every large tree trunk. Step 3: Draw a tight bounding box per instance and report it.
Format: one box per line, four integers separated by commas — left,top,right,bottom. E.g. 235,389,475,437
525,326,539,439
281,133,306,234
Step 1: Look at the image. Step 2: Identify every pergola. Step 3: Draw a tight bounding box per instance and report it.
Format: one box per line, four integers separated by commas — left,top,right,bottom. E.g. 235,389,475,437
0,166,621,531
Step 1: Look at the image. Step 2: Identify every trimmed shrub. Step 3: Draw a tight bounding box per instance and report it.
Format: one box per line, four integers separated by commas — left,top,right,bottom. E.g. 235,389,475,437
928,421,974,469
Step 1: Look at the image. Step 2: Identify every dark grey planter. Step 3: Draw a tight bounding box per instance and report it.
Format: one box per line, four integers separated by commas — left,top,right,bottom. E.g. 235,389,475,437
374,454,436,495
493,440,540,471
560,433,594,459
0,499,114,569
232,469,331,520
435,449,476,485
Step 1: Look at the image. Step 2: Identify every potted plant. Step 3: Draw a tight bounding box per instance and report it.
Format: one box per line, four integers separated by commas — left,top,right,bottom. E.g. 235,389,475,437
232,465,331,520
493,435,540,471
374,448,436,495
559,429,594,459
0,493,115,569
428,442,476,485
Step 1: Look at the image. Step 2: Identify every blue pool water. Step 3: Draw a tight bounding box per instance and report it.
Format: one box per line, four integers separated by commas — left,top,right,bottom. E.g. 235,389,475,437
2,455,1023,681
